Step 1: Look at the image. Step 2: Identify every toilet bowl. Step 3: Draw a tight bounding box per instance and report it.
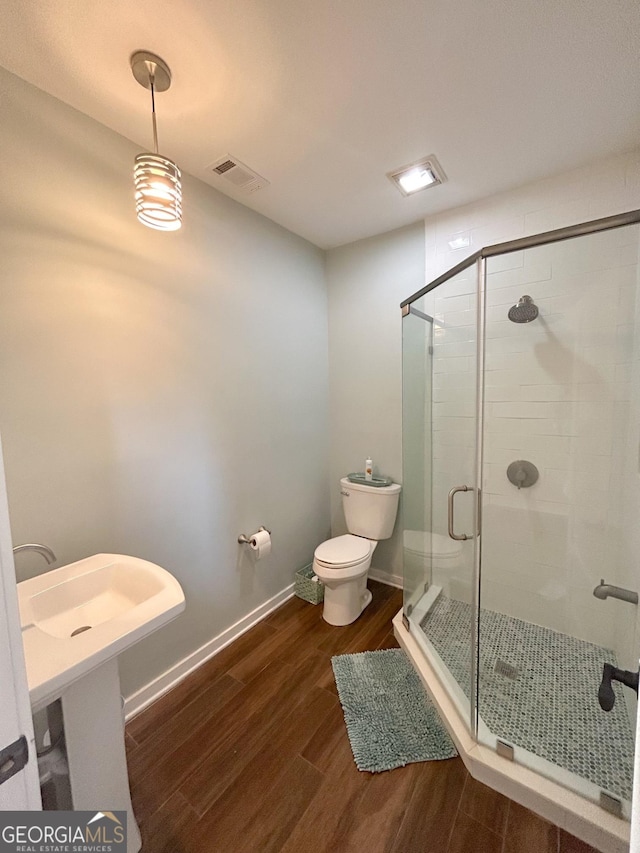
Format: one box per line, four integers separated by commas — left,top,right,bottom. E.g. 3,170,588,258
403,529,465,599
313,477,401,626
313,535,377,626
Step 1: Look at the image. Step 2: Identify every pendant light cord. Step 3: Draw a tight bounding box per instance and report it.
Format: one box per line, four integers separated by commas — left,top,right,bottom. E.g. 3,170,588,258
149,73,159,154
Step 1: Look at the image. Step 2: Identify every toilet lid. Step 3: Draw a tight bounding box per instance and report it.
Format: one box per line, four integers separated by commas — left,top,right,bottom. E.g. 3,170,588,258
314,534,371,567
403,530,462,559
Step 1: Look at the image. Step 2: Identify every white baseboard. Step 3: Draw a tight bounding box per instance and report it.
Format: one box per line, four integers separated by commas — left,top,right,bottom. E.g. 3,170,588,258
369,567,403,589
123,583,295,721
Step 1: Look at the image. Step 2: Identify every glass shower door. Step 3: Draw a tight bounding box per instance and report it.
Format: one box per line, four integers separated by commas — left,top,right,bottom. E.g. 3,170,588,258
402,268,481,726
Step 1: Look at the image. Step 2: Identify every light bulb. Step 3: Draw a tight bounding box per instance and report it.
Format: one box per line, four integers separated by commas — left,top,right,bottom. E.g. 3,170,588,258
134,153,182,231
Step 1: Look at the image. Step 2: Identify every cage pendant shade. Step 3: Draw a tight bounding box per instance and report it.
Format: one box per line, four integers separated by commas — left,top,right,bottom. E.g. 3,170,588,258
134,153,182,231
130,51,182,231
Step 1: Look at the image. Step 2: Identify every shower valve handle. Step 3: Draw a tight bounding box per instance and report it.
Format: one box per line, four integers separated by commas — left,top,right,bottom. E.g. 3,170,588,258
598,662,639,712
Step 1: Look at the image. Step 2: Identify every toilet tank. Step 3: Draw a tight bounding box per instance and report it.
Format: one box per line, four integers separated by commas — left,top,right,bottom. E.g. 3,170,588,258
340,477,401,540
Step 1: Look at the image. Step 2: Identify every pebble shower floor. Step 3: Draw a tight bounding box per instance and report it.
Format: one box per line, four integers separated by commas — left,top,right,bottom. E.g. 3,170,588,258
420,594,635,801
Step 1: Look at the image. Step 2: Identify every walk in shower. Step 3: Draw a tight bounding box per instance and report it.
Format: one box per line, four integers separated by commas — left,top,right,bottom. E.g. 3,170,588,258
399,210,640,850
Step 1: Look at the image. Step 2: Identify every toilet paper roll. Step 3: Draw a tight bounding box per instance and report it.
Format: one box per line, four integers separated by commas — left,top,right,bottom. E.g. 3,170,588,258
250,529,272,560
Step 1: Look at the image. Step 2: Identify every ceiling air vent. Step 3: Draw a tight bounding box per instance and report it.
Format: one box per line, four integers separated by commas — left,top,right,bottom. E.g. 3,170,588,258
208,155,269,193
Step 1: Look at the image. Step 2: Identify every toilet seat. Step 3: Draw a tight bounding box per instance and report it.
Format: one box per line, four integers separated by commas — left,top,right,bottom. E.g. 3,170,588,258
314,534,372,569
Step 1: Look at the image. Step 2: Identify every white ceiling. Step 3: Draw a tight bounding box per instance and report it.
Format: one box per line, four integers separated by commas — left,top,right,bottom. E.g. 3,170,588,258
1,0,639,248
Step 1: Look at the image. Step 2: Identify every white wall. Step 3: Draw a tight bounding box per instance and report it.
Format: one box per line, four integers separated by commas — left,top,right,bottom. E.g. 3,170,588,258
325,224,425,581
0,66,330,697
422,150,640,669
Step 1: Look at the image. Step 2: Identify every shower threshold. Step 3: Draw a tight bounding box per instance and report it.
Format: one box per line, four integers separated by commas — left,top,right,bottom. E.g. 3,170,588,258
394,608,631,853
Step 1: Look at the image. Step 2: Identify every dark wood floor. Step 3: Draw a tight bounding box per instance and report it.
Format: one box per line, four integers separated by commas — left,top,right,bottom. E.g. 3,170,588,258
125,580,599,853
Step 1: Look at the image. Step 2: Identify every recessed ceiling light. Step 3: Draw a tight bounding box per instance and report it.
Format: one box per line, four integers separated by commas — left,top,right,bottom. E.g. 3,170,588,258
388,156,446,197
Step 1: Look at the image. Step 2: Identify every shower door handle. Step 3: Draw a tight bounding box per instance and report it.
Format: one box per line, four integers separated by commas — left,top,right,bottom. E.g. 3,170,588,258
448,485,473,541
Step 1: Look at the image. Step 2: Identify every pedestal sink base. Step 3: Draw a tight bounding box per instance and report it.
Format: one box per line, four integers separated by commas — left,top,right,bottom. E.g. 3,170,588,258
61,659,141,853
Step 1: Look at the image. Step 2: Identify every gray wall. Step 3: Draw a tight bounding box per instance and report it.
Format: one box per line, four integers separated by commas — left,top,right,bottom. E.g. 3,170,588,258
0,67,330,697
326,224,425,579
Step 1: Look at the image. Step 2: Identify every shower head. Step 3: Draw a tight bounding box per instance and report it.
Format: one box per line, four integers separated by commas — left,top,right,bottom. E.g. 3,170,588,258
508,295,538,323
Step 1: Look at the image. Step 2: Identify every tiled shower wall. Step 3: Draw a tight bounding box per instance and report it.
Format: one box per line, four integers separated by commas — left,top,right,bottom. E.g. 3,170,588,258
421,150,640,673
481,230,638,651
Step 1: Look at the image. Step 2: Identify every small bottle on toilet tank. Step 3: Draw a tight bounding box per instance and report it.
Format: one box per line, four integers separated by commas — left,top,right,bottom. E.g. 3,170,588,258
365,457,373,481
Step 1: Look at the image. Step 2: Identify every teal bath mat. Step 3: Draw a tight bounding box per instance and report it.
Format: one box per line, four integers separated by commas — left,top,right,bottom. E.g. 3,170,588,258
331,649,457,772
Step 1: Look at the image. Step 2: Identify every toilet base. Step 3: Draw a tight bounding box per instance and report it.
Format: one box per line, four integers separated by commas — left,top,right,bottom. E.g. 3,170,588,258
322,575,373,626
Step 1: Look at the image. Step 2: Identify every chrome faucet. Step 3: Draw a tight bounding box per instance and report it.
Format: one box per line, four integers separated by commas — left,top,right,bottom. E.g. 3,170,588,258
593,579,638,605
12,543,57,565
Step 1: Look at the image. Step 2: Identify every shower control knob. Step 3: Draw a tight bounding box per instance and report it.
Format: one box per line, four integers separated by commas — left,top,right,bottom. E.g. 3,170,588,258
506,460,539,490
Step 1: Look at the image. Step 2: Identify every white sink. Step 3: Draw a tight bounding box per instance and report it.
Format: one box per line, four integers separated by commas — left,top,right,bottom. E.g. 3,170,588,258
18,553,185,709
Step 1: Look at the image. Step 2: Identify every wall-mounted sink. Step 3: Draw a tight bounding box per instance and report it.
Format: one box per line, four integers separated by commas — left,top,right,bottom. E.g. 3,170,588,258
18,553,185,709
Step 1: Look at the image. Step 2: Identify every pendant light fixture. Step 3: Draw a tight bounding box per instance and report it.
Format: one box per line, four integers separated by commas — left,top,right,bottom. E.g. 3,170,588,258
130,51,182,231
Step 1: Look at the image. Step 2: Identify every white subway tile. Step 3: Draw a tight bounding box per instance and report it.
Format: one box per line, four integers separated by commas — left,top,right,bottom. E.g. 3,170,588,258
433,370,476,390
558,596,616,648
484,384,521,402
484,336,534,356
433,324,477,345
440,308,476,327
432,400,476,418
571,433,614,457
483,432,522,453
485,251,524,273
433,355,470,373
524,434,572,455
432,384,474,403
484,416,524,436
485,319,526,340
491,401,574,420
529,451,571,471
617,283,638,325
523,199,589,236
434,275,476,298
485,350,519,372
433,340,477,359
519,384,572,401
479,580,567,633
483,446,521,467
486,284,531,308
484,259,552,290
434,293,471,314
470,216,526,250
433,431,475,449
521,418,578,437
576,382,630,402
432,415,476,434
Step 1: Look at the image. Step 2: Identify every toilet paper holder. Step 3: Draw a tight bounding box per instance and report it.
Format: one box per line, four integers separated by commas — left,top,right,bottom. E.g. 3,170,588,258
238,526,271,545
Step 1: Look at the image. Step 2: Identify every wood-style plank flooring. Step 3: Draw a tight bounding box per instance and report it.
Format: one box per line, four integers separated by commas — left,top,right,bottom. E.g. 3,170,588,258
125,580,599,853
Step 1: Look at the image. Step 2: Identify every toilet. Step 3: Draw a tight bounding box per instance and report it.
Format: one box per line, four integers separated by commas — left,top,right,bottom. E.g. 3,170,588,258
313,477,401,626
